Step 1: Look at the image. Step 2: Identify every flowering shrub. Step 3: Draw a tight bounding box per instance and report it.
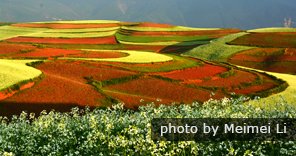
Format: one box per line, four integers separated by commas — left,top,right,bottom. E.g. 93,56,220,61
0,97,295,155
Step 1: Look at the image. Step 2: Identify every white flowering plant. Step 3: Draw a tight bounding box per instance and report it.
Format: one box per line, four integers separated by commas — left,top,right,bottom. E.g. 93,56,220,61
0,97,295,155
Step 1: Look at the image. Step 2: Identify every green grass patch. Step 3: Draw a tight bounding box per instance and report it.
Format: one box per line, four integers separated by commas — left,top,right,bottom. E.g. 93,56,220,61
219,68,235,78
183,32,254,62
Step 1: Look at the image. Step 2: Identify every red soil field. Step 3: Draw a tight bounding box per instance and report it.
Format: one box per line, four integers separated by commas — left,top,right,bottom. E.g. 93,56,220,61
229,48,296,62
13,48,81,58
234,82,276,94
12,23,119,29
0,42,36,55
230,48,282,62
129,29,241,37
154,63,228,80
229,48,296,74
1,60,140,107
229,60,296,74
137,22,174,28
105,77,214,103
100,57,202,72
67,51,128,58
7,36,118,44
3,74,105,106
0,82,34,101
187,70,258,88
229,32,296,48
282,48,296,61
37,60,137,82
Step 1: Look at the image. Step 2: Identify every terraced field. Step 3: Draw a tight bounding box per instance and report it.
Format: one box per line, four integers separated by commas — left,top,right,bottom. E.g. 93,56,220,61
0,21,290,115
228,48,296,74
185,28,296,107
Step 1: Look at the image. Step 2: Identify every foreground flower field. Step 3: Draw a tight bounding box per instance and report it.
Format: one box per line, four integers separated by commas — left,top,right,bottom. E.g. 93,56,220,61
0,97,295,155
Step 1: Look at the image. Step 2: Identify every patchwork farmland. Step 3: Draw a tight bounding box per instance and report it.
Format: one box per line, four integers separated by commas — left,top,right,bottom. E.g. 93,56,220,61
0,20,293,116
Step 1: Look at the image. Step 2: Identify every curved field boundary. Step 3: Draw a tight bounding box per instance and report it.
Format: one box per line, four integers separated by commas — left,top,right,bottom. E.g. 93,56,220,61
120,26,220,32
0,26,48,41
106,55,202,72
45,27,120,33
23,30,117,38
238,66,296,107
183,32,255,61
12,23,120,29
228,32,296,48
0,59,42,91
6,36,117,44
104,77,212,103
119,40,209,46
182,32,295,106
60,50,173,63
115,32,211,43
228,48,296,74
137,22,174,28
127,29,241,37
153,63,228,80
31,20,121,24
248,27,296,33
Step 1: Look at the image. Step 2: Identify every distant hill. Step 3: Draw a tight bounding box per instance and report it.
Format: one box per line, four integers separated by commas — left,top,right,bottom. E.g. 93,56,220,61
1,0,296,29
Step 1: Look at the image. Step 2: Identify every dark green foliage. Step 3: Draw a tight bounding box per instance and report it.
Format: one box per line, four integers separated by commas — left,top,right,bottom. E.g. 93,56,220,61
219,68,235,78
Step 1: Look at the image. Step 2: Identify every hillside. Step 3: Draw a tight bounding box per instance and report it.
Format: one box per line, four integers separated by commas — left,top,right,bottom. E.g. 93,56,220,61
0,20,292,116
1,0,296,29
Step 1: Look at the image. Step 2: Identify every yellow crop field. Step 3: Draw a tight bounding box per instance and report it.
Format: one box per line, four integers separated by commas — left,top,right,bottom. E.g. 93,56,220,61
248,27,296,32
45,27,120,33
0,26,48,41
23,30,117,38
120,26,220,32
31,20,121,24
61,49,173,63
0,59,42,91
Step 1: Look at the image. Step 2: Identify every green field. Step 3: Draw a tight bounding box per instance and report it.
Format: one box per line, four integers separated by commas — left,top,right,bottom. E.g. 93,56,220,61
183,32,254,61
116,32,212,43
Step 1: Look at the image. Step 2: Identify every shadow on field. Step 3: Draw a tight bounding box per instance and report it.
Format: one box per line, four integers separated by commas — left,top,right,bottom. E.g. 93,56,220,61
0,102,96,118
159,42,201,54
